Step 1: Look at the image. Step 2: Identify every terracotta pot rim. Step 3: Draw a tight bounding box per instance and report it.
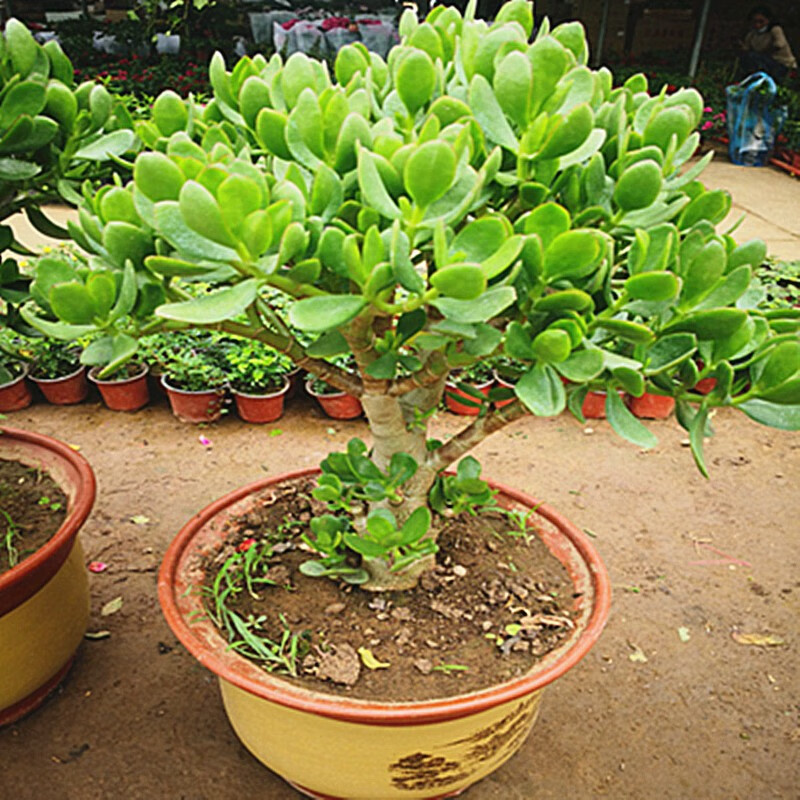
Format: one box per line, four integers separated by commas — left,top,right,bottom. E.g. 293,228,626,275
0,427,96,608
0,362,29,387
304,379,353,399
158,467,611,726
445,378,494,390
160,375,226,396
29,364,84,384
231,377,290,399
88,363,149,385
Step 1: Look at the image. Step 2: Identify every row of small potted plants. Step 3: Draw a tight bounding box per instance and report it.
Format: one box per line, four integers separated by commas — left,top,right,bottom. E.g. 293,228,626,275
0,331,368,424
4,329,717,425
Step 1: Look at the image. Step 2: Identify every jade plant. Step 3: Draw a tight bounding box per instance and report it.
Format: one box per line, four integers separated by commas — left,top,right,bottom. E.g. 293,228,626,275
0,19,136,331
21,0,800,591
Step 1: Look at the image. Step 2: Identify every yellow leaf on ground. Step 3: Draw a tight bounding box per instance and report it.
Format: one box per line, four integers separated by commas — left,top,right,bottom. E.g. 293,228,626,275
731,632,785,647
101,596,123,616
358,647,390,669
627,640,648,663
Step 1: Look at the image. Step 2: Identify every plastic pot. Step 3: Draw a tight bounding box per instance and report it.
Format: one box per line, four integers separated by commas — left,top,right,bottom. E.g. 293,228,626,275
444,380,493,416
492,372,517,409
0,364,32,412
627,392,675,420
158,468,610,799
305,380,363,420
233,378,289,424
88,365,150,412
30,365,88,405
162,376,225,424
0,426,96,726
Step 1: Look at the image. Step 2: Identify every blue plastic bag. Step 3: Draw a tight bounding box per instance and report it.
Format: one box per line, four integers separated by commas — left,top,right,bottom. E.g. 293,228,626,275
726,72,788,167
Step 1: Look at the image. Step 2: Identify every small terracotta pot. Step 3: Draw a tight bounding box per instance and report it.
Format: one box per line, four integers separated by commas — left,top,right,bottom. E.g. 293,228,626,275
627,392,675,419
30,365,88,405
0,426,96,726
88,365,150,412
695,377,717,395
305,380,363,420
161,376,225,423
233,378,289,424
492,373,516,409
0,364,32,412
158,468,610,799
445,380,493,415
581,390,626,420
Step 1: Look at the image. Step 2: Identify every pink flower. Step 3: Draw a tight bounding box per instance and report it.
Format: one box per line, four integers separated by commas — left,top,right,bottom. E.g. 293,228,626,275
88,561,108,573
701,121,713,130
703,106,713,113
281,18,299,30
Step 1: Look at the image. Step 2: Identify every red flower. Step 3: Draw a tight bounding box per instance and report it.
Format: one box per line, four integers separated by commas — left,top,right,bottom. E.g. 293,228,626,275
237,538,256,553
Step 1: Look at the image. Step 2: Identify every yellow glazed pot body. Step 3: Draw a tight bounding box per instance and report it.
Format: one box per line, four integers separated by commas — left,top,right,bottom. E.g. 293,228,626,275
0,427,96,725
221,678,542,798
0,541,89,712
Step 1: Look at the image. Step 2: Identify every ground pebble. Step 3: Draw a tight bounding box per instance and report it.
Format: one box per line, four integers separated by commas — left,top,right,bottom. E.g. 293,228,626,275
324,602,346,615
452,564,468,577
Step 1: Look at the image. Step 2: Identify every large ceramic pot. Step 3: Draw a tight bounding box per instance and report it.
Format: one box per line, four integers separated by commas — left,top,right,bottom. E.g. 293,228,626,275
159,468,610,799
0,427,96,726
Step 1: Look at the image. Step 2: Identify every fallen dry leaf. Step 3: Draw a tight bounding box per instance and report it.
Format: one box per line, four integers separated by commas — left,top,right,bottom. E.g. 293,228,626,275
731,632,785,647
101,596,123,616
130,515,150,525
678,627,691,643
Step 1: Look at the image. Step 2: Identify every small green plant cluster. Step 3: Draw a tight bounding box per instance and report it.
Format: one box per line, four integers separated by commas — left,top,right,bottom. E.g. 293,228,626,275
20,337,82,380
219,336,293,394
205,540,309,675
430,456,496,517
301,438,435,583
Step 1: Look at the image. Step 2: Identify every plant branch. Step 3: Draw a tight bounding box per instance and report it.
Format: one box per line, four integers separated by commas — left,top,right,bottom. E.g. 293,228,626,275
428,399,530,471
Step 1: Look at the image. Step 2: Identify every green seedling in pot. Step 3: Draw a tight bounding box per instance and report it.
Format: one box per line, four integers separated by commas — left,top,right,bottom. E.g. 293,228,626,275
1,509,19,568
20,0,800,593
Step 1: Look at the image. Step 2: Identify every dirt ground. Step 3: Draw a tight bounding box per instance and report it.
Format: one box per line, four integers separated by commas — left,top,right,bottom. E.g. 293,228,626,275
0,386,798,800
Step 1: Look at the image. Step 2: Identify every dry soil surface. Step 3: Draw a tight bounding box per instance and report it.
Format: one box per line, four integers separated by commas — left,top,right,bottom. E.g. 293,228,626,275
1,388,798,800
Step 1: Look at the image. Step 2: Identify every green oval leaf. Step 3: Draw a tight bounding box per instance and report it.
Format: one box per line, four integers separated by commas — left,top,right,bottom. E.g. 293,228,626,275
156,279,260,324
288,295,367,332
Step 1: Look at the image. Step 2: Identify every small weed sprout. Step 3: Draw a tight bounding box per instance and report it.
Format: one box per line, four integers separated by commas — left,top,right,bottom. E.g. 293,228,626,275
1,509,19,568
204,539,308,677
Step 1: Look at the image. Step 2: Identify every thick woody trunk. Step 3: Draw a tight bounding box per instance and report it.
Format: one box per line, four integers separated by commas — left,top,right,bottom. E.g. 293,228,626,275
358,381,445,590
